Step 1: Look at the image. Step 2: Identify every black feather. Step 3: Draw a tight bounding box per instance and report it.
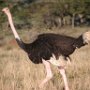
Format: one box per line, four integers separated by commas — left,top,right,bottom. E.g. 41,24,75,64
73,35,86,48
16,33,87,64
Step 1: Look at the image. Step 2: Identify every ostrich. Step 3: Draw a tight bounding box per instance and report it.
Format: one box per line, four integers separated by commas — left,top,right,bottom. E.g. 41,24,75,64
2,7,90,90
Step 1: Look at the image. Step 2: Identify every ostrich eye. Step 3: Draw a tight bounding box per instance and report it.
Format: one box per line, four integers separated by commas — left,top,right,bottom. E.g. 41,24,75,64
6,8,9,11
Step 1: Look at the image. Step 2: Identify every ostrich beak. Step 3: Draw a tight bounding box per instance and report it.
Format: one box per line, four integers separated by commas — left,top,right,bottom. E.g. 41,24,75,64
2,7,8,12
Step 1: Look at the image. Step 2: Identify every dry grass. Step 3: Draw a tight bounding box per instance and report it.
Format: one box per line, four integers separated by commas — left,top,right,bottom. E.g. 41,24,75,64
0,27,90,90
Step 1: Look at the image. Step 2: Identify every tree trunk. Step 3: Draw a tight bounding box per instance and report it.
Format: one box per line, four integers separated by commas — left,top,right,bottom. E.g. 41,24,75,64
72,14,75,29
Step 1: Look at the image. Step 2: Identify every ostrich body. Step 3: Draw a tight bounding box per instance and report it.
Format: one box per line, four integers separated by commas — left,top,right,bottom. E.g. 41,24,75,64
2,8,90,90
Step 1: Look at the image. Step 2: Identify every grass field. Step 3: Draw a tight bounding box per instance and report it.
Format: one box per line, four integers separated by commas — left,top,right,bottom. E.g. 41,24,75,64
0,27,90,90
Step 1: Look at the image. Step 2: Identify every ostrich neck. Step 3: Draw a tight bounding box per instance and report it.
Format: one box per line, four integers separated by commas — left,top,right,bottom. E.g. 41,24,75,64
6,12,28,51
7,13,20,40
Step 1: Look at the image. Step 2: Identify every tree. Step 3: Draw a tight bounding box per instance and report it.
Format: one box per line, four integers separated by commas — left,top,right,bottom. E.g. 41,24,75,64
67,0,86,28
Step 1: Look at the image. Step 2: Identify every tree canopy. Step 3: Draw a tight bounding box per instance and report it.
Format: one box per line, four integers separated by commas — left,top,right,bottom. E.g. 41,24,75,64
0,0,90,30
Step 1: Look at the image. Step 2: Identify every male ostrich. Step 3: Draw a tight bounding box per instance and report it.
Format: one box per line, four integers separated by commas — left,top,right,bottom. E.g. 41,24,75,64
2,7,90,90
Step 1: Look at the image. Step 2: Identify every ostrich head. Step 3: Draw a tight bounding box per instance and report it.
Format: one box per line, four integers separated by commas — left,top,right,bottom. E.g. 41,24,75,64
83,31,90,44
2,7,10,16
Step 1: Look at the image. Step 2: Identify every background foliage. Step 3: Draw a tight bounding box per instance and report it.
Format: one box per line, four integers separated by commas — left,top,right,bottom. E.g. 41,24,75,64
0,0,90,30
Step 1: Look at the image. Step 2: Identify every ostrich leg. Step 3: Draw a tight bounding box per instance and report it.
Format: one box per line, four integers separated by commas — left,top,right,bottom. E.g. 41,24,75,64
58,66,69,90
39,59,53,88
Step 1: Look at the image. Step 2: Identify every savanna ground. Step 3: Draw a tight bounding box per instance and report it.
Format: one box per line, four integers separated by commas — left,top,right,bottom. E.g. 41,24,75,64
0,27,90,90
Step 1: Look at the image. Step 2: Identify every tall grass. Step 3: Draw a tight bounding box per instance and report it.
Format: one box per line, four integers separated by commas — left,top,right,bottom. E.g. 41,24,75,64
0,27,90,90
